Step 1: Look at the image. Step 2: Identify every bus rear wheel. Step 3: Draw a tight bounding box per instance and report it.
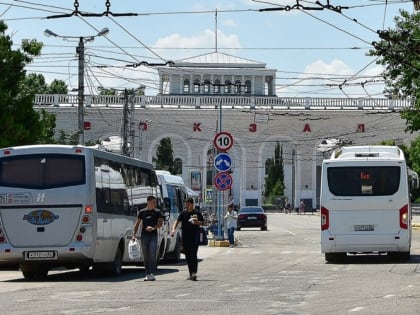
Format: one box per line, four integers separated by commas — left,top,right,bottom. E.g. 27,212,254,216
325,252,346,263
20,264,49,280
388,251,410,261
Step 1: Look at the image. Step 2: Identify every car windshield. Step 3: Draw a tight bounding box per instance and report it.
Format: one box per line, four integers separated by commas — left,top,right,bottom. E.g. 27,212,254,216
240,207,263,213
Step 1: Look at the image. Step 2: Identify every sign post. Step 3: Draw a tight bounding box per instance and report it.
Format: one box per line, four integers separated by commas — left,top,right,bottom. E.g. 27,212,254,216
213,132,234,240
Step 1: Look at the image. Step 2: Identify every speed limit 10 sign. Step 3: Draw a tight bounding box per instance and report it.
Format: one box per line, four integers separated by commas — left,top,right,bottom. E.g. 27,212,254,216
213,131,234,152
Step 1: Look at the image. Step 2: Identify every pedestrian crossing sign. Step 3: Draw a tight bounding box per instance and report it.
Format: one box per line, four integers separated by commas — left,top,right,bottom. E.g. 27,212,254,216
205,189,213,203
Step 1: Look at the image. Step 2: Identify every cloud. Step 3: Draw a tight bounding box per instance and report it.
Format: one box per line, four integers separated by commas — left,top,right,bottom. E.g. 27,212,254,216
222,19,238,28
153,29,242,59
278,59,386,97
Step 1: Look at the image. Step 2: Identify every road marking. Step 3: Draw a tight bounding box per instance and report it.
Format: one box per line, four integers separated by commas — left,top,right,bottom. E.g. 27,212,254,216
349,307,365,312
279,229,296,236
383,294,395,299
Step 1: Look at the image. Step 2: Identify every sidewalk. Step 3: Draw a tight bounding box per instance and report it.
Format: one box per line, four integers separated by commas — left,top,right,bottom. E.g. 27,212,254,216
412,214,420,229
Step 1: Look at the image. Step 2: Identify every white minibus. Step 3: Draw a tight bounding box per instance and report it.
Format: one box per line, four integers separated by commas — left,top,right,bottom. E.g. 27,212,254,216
320,145,412,262
0,145,168,279
155,170,188,262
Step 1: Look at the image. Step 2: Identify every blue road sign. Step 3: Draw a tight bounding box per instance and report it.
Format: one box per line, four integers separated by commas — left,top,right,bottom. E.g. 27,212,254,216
214,172,233,191
214,153,232,172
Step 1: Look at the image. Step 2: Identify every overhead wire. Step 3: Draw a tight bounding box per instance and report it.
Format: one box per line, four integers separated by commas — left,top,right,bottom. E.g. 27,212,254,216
1,0,413,98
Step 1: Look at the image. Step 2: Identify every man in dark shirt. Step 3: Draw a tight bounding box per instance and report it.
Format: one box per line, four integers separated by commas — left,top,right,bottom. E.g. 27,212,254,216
132,195,163,281
171,197,204,281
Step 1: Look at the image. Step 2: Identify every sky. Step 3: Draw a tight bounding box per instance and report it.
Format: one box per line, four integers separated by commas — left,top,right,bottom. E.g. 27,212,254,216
0,0,416,98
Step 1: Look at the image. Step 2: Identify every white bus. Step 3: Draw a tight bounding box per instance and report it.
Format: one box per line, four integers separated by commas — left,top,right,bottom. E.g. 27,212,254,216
155,170,188,262
320,145,412,262
0,145,168,279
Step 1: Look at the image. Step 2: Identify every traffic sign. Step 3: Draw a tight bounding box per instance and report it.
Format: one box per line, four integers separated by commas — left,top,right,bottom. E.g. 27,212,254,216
214,153,232,172
213,131,234,152
214,172,233,191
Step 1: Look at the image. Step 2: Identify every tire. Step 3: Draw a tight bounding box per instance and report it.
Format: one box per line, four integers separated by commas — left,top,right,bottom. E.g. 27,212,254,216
388,251,410,261
236,227,241,231
261,226,267,231
325,252,346,263
165,237,181,263
110,247,123,276
21,265,48,280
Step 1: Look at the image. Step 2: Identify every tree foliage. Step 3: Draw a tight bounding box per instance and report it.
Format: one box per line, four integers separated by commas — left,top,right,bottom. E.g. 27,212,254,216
368,10,420,132
154,137,177,174
264,142,285,198
0,21,56,146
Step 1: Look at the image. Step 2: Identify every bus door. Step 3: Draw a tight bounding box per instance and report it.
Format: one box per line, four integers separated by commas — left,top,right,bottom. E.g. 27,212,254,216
95,166,113,261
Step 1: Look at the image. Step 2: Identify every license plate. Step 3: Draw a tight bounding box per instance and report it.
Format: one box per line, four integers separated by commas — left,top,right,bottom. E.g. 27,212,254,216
25,251,57,260
354,224,374,231
248,216,257,220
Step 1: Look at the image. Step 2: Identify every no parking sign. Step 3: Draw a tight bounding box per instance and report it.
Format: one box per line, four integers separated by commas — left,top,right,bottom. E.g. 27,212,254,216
214,172,233,191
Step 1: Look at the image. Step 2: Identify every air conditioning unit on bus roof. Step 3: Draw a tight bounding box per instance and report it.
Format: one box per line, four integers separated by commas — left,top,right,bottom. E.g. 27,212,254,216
332,145,403,160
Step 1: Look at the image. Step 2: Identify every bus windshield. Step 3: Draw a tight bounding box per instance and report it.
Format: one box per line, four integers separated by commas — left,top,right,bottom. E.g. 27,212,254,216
327,166,400,196
0,154,85,189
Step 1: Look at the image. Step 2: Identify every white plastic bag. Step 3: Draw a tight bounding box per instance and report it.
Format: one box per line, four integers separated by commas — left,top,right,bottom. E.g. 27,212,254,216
128,238,141,260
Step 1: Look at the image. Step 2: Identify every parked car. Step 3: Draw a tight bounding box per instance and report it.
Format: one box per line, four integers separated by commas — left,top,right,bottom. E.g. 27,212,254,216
237,206,267,231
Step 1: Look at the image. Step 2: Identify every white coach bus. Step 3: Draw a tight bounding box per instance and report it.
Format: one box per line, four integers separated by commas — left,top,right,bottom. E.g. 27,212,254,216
0,145,168,279
320,145,412,262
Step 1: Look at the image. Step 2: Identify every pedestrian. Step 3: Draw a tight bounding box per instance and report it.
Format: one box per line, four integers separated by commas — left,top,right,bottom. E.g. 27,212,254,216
132,195,163,281
284,201,291,214
224,204,238,247
299,200,305,215
171,197,204,281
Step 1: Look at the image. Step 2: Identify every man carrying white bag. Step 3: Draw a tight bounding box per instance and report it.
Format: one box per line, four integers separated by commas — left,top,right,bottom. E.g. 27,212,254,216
131,196,163,281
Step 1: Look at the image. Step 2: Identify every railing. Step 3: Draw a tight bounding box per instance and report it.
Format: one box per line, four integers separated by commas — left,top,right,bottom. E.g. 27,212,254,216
33,94,412,110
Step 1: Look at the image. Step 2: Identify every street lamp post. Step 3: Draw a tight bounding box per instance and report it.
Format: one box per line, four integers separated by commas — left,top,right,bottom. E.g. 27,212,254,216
44,28,109,145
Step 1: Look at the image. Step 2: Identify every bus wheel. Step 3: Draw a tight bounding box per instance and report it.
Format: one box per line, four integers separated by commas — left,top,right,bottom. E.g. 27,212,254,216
21,265,48,280
110,247,123,276
389,251,410,261
166,237,181,263
325,252,346,263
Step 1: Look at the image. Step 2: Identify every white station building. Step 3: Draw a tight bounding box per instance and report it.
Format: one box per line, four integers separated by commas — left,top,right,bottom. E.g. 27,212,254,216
35,51,414,210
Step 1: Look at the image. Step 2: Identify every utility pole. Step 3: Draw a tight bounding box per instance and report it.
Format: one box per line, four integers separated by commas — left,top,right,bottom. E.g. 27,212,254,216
44,28,109,145
77,37,85,145
122,89,129,156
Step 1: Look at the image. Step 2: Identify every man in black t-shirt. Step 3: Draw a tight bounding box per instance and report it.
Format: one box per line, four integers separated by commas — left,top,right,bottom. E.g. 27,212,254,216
132,195,163,281
171,197,204,281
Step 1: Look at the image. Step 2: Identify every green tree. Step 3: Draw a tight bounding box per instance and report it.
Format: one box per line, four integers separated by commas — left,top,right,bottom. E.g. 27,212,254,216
46,79,68,94
368,10,420,132
154,137,176,173
21,73,47,95
264,142,285,199
0,21,55,146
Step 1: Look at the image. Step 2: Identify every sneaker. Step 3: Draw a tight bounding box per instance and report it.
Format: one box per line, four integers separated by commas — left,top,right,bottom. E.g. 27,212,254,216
144,274,155,281
190,273,197,281
229,244,234,248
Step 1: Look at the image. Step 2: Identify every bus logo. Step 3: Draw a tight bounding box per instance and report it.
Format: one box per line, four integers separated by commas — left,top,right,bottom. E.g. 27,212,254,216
23,210,59,225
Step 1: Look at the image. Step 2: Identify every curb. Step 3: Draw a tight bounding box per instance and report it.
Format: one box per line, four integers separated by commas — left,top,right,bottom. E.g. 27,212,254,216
413,223,420,229
207,239,230,247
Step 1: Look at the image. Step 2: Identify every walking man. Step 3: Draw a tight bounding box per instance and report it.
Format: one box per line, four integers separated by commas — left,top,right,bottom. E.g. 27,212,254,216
171,197,204,281
132,195,163,281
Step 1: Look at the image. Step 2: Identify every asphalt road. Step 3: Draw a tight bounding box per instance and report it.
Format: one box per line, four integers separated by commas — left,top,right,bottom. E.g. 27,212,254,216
1,213,420,314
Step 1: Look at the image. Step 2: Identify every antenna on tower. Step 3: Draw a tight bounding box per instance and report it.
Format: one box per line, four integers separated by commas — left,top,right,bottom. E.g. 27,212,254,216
215,9,218,52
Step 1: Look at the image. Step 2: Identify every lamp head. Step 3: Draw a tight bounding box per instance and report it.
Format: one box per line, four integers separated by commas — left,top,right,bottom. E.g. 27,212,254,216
44,29,58,37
